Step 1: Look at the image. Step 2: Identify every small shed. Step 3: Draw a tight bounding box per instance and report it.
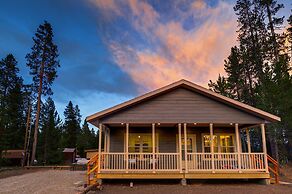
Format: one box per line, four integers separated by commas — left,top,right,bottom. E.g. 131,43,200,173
62,148,76,165
1,150,24,165
85,149,98,159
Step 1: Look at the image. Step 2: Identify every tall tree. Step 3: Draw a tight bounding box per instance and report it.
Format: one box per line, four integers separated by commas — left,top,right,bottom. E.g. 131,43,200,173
261,0,284,60
0,54,25,152
77,120,97,157
26,21,60,163
38,97,62,164
210,0,292,163
63,101,81,148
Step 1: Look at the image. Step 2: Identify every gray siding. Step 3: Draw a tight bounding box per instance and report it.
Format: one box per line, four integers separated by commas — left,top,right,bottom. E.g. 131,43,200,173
109,126,236,153
101,88,264,124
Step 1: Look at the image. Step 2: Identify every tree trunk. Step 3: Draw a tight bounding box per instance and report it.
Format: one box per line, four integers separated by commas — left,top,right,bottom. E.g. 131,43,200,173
30,62,44,164
22,101,31,167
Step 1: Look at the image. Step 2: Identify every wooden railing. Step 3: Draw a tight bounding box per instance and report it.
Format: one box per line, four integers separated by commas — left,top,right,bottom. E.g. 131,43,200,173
267,154,279,184
98,152,266,172
87,153,100,185
100,153,180,172
187,153,265,171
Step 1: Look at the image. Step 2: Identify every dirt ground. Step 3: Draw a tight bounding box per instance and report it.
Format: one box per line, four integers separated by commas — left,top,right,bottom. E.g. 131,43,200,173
0,169,292,194
0,170,84,194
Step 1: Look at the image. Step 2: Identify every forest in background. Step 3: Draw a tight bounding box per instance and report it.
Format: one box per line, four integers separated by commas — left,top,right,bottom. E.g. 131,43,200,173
0,0,292,166
0,21,97,166
209,0,292,164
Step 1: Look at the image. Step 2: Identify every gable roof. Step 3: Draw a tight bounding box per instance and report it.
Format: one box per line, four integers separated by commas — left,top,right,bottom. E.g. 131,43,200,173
86,79,281,123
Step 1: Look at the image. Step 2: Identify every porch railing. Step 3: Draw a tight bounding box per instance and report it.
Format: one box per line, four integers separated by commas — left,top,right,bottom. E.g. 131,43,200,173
99,152,266,172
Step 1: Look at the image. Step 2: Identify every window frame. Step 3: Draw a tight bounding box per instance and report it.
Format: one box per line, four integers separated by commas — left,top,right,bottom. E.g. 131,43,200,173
201,133,236,153
124,132,159,153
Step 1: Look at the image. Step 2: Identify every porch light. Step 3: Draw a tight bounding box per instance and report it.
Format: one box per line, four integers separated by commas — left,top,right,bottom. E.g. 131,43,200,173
138,135,141,138
121,123,124,125
230,123,233,125
157,123,160,125
193,123,197,125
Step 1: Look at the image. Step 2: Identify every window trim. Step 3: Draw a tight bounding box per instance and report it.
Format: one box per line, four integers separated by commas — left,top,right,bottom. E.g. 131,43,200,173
124,132,159,153
175,134,197,153
201,133,236,153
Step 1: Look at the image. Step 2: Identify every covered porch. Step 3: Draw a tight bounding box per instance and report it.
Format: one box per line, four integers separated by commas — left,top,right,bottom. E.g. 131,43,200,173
95,122,269,179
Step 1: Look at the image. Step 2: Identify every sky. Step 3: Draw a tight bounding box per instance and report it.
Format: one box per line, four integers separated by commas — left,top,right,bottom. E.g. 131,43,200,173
0,0,291,128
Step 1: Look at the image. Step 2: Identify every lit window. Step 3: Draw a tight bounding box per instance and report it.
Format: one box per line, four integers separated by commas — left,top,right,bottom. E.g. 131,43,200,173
203,134,235,153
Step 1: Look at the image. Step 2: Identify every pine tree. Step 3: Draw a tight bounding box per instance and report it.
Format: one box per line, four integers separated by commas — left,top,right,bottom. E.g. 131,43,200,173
63,101,81,148
26,21,60,163
0,54,25,153
77,120,97,157
210,0,292,163
208,75,231,98
38,97,62,164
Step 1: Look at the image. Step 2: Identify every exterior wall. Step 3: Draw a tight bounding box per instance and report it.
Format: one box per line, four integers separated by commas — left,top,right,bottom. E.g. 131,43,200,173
100,88,264,124
109,126,236,153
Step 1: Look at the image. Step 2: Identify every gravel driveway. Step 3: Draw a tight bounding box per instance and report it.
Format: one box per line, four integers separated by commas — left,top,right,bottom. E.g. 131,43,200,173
1,170,292,194
0,170,84,194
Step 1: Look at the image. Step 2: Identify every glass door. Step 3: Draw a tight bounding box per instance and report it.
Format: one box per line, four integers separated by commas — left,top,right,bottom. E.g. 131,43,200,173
177,134,196,160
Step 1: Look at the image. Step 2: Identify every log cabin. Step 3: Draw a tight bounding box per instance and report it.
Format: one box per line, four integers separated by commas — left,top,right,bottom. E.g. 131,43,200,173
86,79,280,185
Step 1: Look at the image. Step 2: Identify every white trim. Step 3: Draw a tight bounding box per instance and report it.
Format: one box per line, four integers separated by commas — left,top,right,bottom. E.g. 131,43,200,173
175,134,197,153
201,133,236,153
124,132,159,153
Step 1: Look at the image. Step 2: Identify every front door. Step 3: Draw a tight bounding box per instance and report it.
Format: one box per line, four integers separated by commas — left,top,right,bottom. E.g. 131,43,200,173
177,134,196,160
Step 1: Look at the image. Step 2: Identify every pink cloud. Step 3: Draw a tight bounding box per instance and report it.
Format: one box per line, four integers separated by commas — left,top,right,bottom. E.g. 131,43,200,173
90,0,238,92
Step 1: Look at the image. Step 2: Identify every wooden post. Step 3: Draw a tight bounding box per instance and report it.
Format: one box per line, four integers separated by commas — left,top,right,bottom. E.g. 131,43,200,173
210,123,215,173
183,123,188,173
152,123,156,173
107,128,110,153
104,128,107,152
126,123,129,173
261,124,269,173
178,124,182,173
246,128,251,153
235,124,242,172
98,123,102,173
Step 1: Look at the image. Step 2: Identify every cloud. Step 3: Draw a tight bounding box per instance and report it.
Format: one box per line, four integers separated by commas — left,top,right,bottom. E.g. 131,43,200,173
90,0,237,92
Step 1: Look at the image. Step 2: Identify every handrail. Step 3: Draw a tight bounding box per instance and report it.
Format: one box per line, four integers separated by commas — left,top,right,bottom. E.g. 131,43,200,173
267,154,279,184
87,153,100,185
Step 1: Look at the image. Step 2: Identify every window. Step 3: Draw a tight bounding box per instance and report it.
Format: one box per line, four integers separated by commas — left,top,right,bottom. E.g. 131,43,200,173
220,135,235,153
127,133,158,153
202,134,235,153
203,135,218,153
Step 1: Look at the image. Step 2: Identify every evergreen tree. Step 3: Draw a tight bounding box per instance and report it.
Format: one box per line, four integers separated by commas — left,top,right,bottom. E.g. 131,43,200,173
208,75,231,98
77,120,97,157
63,101,81,148
38,97,62,164
0,54,25,153
210,0,292,163
26,21,60,163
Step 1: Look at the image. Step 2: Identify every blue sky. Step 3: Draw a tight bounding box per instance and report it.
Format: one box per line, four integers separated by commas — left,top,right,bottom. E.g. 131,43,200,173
0,0,291,128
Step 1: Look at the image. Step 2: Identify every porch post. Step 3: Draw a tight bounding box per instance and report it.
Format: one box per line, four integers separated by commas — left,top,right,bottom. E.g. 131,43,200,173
235,123,242,172
126,123,129,173
107,128,110,152
152,123,156,173
98,123,102,173
210,123,215,173
104,127,107,152
246,128,251,153
178,124,182,173
261,124,269,173
183,123,188,173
